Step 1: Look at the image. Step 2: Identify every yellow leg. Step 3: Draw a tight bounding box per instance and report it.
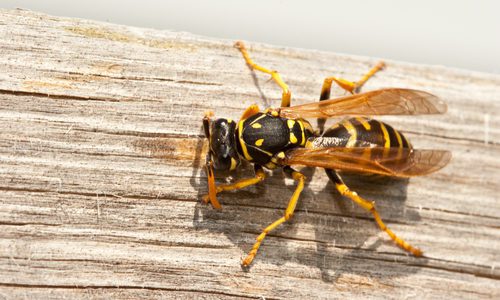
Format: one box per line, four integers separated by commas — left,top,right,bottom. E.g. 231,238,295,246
202,166,266,204
235,41,292,108
242,168,305,267
355,61,386,92
320,61,386,97
203,111,222,210
317,61,385,134
204,161,221,209
240,104,260,121
332,173,422,257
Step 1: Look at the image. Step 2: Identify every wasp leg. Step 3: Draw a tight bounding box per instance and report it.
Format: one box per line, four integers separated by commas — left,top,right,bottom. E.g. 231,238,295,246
202,165,266,204
240,104,260,121
204,160,222,209
242,167,305,267
320,61,386,97
325,169,423,257
235,41,292,108
317,61,385,134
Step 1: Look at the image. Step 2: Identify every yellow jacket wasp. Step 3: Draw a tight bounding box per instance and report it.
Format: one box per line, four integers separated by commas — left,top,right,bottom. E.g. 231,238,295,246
202,41,451,267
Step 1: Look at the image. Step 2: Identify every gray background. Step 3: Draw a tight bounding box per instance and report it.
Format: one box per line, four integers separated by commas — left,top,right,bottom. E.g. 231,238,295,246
2,0,499,74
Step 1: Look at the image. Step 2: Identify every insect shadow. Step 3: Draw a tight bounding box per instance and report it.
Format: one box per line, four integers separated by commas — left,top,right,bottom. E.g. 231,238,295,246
190,124,427,284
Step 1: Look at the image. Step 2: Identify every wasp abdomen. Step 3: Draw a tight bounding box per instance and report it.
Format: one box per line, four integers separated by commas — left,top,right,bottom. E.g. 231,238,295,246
321,117,411,149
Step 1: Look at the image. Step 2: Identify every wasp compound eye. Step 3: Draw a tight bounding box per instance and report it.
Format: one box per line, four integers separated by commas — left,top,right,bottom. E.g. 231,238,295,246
210,118,240,171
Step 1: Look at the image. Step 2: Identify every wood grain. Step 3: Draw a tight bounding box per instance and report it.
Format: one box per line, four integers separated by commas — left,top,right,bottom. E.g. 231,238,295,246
0,8,499,299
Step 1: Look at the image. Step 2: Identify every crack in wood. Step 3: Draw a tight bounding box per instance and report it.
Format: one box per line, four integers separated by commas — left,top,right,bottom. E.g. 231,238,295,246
0,283,260,299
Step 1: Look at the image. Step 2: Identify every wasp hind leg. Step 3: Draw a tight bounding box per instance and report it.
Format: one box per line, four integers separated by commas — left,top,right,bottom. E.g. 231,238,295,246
325,169,423,257
320,61,386,97
235,41,292,108
202,165,266,206
317,61,385,134
242,166,305,267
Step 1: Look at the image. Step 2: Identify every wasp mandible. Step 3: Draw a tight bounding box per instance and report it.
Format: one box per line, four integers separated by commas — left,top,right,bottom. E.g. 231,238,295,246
202,41,451,267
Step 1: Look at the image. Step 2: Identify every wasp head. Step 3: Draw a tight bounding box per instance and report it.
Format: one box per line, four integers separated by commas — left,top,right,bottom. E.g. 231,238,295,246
203,116,240,171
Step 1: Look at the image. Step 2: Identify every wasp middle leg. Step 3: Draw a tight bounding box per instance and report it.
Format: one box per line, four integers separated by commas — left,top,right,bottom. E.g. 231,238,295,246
242,166,305,267
235,41,292,108
325,169,423,257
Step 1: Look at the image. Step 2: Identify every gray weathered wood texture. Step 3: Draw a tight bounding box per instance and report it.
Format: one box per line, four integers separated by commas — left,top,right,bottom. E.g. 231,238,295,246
1,9,499,299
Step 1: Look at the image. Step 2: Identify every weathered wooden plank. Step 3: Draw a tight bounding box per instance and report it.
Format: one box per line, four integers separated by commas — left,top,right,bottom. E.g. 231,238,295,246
0,8,499,299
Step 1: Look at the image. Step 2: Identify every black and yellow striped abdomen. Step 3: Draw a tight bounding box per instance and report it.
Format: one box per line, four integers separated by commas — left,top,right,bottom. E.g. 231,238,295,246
320,117,411,149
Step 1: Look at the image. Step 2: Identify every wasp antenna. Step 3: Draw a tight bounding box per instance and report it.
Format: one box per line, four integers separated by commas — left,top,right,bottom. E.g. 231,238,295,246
203,113,212,139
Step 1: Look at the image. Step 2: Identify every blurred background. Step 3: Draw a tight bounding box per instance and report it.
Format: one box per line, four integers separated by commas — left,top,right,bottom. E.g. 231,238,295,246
3,0,499,74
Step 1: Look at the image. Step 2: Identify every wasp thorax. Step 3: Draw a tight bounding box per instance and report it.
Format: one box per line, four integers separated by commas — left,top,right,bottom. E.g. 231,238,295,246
210,118,240,171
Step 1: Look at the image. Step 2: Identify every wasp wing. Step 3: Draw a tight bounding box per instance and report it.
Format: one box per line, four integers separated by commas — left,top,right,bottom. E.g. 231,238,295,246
280,88,447,119
283,147,451,177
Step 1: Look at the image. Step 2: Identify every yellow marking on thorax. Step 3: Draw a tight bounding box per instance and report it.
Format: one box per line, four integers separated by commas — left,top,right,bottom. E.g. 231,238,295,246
287,119,296,128
255,139,264,146
298,120,306,146
264,108,279,117
251,123,262,129
290,132,298,144
379,122,391,148
238,120,253,161
343,120,358,147
356,117,371,130
254,147,273,156
250,114,267,125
